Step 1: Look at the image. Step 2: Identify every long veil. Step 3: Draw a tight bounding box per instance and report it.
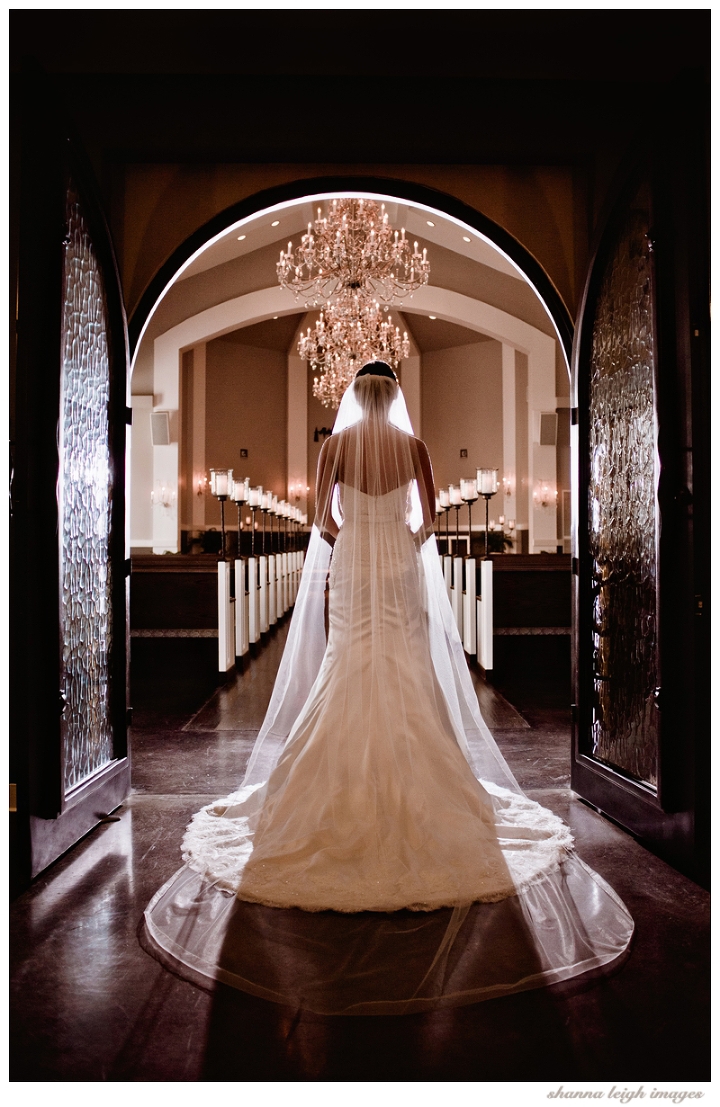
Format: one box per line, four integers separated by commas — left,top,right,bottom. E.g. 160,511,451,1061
142,374,634,1014
242,376,520,796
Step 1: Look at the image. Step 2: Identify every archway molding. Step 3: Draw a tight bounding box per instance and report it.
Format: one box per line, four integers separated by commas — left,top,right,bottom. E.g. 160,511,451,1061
129,175,574,364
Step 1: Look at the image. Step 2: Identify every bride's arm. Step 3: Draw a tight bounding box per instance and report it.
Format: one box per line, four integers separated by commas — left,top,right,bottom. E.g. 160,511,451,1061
412,438,436,541
315,435,340,547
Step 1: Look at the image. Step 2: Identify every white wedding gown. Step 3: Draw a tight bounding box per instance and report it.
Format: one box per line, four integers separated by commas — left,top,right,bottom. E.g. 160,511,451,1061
143,383,633,1014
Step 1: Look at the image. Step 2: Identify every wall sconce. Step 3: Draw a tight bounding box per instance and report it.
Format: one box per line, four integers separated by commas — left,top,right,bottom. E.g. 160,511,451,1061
151,483,176,509
502,474,515,498
533,481,557,510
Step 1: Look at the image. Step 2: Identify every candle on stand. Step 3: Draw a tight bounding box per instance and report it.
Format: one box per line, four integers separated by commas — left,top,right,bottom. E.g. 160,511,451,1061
477,468,499,495
439,489,450,509
231,478,247,502
460,478,478,502
476,468,499,559
449,484,463,506
214,471,230,497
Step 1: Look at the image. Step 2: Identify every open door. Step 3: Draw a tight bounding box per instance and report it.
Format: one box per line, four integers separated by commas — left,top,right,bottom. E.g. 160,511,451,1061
571,79,709,883
10,70,131,883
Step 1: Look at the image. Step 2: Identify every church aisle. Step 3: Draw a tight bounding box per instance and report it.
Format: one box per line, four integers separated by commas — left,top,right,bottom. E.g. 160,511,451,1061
9,628,709,1080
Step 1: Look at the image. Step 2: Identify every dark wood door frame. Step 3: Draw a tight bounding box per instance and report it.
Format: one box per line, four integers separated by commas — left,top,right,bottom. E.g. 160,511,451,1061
571,76,709,885
10,67,131,887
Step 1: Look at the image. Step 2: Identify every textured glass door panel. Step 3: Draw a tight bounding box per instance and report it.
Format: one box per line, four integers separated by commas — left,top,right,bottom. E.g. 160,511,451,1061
58,181,114,792
587,186,659,787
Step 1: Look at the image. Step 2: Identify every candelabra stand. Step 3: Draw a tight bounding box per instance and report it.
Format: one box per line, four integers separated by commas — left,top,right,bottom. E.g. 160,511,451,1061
476,468,500,560
260,506,268,555
250,506,258,555
210,468,233,561
481,496,499,559
231,479,247,557
460,479,479,559
434,501,445,543
236,500,243,547
219,497,228,560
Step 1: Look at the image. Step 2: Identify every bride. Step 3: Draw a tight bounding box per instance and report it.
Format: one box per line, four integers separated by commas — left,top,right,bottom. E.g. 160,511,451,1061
143,361,633,1014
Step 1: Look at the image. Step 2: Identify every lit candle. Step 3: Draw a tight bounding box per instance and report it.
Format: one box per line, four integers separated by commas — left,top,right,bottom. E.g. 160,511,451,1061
248,487,261,507
261,491,272,510
477,468,499,495
449,484,463,506
211,469,231,497
439,489,450,508
460,478,477,501
435,497,442,514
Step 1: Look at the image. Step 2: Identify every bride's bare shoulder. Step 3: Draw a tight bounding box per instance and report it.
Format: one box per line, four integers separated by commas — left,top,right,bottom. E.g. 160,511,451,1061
319,432,341,455
406,431,431,457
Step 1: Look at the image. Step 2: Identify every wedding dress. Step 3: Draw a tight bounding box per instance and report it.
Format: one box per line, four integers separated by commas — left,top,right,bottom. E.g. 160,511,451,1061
143,370,633,1014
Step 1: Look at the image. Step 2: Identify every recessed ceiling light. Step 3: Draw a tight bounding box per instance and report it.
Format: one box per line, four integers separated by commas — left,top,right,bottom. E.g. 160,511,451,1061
462,235,471,243
271,220,280,227
426,220,435,227
429,315,437,320
237,234,246,241
273,316,278,320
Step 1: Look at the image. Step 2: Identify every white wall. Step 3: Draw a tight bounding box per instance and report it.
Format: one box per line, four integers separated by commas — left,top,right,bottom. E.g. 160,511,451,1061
130,396,153,547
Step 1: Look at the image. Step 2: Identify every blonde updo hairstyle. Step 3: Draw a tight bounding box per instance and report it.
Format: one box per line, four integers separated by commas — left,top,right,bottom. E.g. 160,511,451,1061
353,361,399,419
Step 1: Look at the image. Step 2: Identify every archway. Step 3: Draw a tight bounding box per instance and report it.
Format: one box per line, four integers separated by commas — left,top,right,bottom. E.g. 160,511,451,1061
129,179,573,561
129,176,574,360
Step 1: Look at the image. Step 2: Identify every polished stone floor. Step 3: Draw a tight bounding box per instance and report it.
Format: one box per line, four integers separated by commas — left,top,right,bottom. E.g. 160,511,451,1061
10,623,710,1081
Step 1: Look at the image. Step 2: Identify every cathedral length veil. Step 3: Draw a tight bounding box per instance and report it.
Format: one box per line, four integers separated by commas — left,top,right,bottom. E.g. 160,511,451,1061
142,368,633,1015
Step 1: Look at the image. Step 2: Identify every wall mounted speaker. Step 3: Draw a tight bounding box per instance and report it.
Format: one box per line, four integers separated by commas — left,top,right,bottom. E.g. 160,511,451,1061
150,411,170,446
539,412,558,446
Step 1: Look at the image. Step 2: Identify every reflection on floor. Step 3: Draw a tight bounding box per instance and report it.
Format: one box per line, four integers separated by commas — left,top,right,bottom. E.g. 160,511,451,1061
10,621,710,1080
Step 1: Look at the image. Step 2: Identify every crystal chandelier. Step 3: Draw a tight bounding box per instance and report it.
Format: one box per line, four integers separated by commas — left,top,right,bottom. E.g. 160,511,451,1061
277,198,430,308
299,298,410,409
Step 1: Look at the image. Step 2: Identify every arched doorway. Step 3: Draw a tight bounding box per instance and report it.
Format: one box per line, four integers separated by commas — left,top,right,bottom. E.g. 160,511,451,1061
128,179,573,560
126,178,576,805
127,163,704,885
